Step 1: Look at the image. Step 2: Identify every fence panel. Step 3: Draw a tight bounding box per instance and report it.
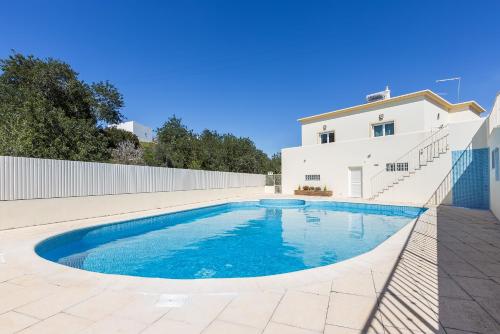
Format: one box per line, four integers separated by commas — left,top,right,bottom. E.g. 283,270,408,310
0,156,265,201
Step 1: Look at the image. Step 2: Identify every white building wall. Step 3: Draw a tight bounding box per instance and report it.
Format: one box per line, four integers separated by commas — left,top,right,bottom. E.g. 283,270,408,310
375,118,487,205
301,97,428,146
301,97,481,147
490,128,500,219
283,95,485,204
423,99,450,129
132,122,153,142
490,93,500,132
375,150,452,205
115,121,153,142
283,131,430,197
489,93,500,220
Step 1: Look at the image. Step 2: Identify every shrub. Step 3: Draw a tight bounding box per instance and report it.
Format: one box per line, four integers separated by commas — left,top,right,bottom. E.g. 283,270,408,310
303,185,309,191
323,185,327,191
315,186,321,191
111,141,144,165
297,185,302,191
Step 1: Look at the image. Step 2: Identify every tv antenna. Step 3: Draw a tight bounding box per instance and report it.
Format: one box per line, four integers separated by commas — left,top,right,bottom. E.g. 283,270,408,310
436,77,461,102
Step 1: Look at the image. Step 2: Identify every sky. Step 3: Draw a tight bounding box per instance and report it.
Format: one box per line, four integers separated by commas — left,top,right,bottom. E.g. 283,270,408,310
1,0,500,155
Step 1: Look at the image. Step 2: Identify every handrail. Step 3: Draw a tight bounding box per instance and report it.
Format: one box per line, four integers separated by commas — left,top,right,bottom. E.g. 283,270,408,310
425,117,489,207
370,125,448,182
426,141,472,207
370,125,449,199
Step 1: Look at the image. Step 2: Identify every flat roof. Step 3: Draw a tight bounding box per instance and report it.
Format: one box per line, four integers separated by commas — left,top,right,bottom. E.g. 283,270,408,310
298,90,485,124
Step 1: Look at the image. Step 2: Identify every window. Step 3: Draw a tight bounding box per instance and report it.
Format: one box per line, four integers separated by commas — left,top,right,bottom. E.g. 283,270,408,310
319,131,335,144
373,121,395,137
386,162,408,172
493,148,500,181
493,149,497,169
305,174,321,181
396,162,408,171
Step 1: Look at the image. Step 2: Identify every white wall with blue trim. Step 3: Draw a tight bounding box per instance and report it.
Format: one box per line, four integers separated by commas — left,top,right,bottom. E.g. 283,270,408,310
489,93,500,220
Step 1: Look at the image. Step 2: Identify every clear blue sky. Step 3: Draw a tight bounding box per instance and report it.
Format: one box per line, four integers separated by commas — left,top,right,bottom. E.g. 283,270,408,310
2,1,500,155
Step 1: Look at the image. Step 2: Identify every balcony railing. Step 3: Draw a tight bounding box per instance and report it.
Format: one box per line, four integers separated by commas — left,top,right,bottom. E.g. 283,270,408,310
370,126,449,199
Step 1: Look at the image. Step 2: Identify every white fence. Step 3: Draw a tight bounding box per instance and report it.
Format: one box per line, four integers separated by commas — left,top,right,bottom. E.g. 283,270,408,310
0,156,265,201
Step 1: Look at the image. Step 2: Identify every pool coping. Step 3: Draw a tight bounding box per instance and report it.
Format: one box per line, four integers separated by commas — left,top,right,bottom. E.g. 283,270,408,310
7,195,421,294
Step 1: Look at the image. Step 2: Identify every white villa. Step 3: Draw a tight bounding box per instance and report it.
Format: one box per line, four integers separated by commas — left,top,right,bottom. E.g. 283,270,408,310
114,120,154,142
282,88,492,207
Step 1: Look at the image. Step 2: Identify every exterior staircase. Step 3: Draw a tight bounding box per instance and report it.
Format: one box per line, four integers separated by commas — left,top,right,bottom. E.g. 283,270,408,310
370,126,450,200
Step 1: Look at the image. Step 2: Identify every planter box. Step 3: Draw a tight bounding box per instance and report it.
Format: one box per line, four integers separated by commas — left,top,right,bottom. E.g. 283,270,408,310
294,190,333,197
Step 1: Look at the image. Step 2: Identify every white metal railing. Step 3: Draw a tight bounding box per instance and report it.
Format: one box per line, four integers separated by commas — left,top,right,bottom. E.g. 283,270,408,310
0,156,266,201
370,126,449,199
427,140,473,207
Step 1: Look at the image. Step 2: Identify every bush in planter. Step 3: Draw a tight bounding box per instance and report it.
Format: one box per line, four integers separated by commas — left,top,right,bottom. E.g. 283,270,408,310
303,185,309,191
315,186,321,191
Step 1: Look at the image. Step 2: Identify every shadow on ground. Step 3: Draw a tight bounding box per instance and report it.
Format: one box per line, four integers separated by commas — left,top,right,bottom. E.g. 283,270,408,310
362,205,500,333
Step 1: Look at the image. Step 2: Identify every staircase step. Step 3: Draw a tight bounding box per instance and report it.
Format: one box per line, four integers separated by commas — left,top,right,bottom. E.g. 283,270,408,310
370,128,449,199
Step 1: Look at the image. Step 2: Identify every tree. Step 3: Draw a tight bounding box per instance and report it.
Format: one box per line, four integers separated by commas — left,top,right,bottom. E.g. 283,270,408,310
154,116,198,168
104,127,140,149
0,53,124,161
140,142,160,166
151,115,280,174
198,129,225,171
0,52,282,172
110,141,144,165
267,152,281,174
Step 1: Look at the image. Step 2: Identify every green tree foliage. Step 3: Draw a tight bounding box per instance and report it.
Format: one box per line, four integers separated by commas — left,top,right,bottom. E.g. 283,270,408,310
154,116,198,168
267,152,281,174
0,53,281,174
104,127,140,149
0,53,124,161
153,116,281,174
140,142,158,166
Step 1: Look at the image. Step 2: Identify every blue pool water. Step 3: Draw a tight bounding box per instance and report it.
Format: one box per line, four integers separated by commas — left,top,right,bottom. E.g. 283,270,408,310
36,200,425,279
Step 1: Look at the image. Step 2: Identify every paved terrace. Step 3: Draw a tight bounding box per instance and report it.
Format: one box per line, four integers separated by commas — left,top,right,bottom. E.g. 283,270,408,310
1,201,500,334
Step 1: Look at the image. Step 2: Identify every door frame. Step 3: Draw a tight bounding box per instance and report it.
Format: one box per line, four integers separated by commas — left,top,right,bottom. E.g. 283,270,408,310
348,166,363,198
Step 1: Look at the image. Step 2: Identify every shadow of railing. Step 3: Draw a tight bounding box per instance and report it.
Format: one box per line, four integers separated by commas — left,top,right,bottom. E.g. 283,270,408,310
361,206,441,333
428,141,489,209
361,120,498,333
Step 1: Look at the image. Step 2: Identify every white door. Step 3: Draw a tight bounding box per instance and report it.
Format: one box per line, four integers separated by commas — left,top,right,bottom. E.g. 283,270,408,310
349,167,363,198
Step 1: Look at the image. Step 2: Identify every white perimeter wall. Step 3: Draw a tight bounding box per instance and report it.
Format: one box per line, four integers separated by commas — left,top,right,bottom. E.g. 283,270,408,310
0,156,264,201
0,156,265,230
0,187,263,230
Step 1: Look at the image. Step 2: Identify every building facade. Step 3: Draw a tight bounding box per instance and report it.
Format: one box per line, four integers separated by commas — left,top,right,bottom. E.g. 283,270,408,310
488,93,500,219
282,90,490,207
114,121,153,143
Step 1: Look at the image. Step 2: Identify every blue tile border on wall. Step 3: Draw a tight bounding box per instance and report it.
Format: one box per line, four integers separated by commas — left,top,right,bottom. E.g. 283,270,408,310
452,148,490,210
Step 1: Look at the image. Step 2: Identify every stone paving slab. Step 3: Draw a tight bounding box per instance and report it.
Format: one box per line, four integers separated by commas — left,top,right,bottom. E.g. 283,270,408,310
0,197,500,333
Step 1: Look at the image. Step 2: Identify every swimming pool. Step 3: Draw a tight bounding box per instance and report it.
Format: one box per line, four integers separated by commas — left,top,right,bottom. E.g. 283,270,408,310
36,200,425,279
